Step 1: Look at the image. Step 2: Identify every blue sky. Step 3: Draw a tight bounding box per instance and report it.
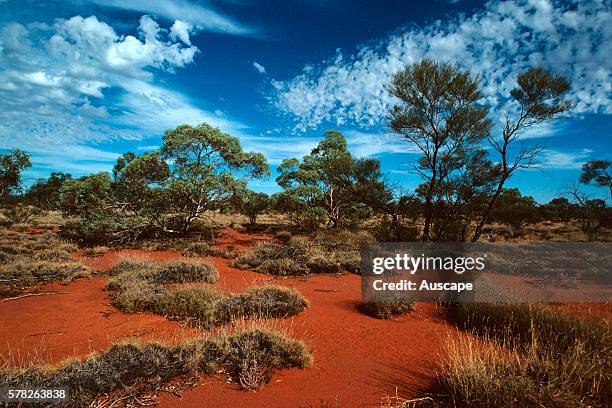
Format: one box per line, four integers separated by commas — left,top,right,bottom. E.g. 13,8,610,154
0,0,610,203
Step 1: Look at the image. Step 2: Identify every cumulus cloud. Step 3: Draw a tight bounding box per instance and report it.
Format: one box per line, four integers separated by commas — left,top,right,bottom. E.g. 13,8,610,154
273,0,612,131
253,61,266,74
86,0,254,36
0,14,225,175
170,20,193,45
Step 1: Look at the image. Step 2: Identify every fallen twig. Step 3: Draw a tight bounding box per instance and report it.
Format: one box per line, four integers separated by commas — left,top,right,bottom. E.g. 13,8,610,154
1,291,68,302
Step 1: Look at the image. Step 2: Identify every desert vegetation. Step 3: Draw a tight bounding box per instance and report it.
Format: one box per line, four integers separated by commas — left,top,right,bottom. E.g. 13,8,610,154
0,229,87,297
0,57,610,407
105,258,309,328
0,328,312,406
441,302,611,407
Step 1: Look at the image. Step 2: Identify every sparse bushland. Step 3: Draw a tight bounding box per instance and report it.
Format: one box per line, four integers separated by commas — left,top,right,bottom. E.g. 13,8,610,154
80,245,109,257
0,229,88,297
439,302,611,407
59,124,270,245
106,260,308,328
0,328,313,406
181,241,237,258
360,295,415,319
232,229,372,276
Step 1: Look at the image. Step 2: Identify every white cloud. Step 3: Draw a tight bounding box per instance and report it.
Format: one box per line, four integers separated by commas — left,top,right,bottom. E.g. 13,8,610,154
253,61,266,74
538,148,593,169
273,0,612,131
86,0,254,36
0,14,251,177
343,129,420,157
170,20,192,45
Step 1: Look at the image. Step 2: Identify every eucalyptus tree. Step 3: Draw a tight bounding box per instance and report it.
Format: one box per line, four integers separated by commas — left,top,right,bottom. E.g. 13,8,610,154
160,123,269,233
276,130,384,228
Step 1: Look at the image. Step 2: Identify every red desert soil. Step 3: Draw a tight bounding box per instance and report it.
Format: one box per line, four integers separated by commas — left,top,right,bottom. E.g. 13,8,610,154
0,228,456,407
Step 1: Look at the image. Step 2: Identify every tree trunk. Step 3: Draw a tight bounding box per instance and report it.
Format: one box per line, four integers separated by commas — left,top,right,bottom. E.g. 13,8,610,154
472,176,506,242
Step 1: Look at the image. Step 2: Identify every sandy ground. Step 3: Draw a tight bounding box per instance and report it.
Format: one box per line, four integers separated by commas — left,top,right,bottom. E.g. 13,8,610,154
0,228,457,407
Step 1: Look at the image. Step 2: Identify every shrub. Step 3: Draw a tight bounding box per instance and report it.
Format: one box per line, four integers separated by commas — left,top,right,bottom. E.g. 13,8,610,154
3,205,44,224
306,256,342,274
214,285,309,323
110,280,168,313
182,241,211,256
33,249,72,262
275,230,292,243
107,266,309,328
0,328,312,406
107,257,154,276
152,260,219,284
233,234,364,276
152,287,223,327
257,258,308,276
360,296,415,319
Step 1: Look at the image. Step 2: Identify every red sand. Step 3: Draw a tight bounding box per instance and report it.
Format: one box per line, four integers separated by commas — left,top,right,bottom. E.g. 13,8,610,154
0,229,455,407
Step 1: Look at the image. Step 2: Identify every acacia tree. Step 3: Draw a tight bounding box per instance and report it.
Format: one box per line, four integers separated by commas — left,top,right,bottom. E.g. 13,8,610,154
160,123,269,233
388,59,492,241
471,67,572,241
580,160,611,200
0,149,31,202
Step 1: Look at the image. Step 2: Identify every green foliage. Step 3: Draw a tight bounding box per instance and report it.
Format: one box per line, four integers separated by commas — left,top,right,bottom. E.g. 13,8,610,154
58,123,270,242
60,173,113,217
233,231,369,276
63,210,150,245
25,172,72,210
274,130,387,230
233,189,271,224
0,149,31,202
580,160,612,199
539,197,576,223
490,188,538,230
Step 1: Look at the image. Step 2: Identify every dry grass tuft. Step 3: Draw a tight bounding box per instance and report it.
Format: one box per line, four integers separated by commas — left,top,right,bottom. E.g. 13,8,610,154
0,328,312,406
439,302,612,407
0,229,89,297
233,230,371,276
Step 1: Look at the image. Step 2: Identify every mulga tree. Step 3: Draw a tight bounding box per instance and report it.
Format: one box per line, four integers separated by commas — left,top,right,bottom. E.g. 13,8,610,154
580,160,611,200
489,188,539,231
388,59,493,241
160,123,270,233
471,67,572,241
